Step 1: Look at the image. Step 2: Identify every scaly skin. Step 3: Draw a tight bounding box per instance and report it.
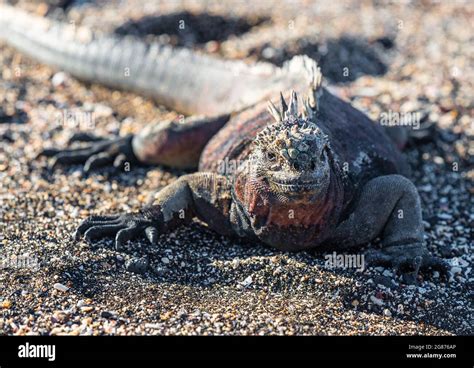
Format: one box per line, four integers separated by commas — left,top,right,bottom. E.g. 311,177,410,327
74,91,447,284
0,6,447,283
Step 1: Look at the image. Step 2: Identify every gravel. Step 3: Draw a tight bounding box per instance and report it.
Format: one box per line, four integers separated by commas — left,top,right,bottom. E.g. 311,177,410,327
0,0,472,335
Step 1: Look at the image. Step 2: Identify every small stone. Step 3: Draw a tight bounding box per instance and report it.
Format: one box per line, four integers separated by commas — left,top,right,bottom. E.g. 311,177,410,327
437,213,453,221
1,300,12,309
374,275,395,289
81,306,94,313
93,104,113,117
370,295,384,306
53,283,69,292
125,257,149,274
51,72,67,87
161,257,170,265
100,311,115,319
160,311,172,321
68,329,81,336
50,327,63,335
450,266,462,274
145,323,161,329
52,311,68,323
153,266,167,276
262,46,276,59
433,156,444,165
241,276,253,287
351,299,359,307
205,41,220,53
383,309,392,317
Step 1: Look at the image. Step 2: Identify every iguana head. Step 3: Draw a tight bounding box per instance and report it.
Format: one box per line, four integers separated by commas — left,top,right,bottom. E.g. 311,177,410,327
249,91,332,198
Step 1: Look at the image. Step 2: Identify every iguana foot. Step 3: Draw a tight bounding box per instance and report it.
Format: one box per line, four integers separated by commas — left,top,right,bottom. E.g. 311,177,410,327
74,212,159,250
38,134,138,173
365,243,448,284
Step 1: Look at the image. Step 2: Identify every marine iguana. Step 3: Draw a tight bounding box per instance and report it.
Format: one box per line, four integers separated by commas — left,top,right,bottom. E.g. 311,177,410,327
0,4,447,284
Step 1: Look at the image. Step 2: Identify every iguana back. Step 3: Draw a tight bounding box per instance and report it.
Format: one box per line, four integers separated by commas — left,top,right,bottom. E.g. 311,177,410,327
200,89,409,192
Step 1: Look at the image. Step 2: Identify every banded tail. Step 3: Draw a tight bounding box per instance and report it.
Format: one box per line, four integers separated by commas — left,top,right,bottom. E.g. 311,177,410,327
0,4,322,116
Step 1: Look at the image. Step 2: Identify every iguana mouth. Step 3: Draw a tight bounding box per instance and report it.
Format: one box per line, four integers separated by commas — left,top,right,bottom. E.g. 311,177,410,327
268,179,319,192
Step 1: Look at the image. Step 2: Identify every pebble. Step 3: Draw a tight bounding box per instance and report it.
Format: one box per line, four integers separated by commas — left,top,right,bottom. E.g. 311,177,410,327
241,276,253,287
374,275,395,289
450,267,462,275
383,309,392,317
145,323,161,329
1,300,12,309
125,257,149,274
437,213,453,221
53,283,69,292
51,72,67,87
100,311,116,319
370,295,384,306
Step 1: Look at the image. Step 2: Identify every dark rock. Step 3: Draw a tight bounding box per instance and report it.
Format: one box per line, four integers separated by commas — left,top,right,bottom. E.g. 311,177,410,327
125,257,149,274
374,275,397,289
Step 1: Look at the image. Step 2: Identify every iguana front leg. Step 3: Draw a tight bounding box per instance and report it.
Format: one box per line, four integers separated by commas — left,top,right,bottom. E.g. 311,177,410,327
75,172,234,249
38,114,229,171
326,174,447,284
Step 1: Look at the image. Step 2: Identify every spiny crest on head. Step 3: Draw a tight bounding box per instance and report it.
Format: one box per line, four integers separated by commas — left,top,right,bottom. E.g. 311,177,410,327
267,90,315,123
256,91,328,155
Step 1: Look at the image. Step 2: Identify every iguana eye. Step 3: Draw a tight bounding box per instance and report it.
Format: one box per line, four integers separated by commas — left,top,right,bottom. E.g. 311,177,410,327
266,152,276,161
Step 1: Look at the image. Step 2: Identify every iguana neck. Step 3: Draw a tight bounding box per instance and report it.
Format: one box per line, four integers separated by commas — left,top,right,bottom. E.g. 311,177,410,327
231,161,345,250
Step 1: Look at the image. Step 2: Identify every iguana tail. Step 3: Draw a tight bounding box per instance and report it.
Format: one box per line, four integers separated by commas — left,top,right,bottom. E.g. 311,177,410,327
0,5,320,116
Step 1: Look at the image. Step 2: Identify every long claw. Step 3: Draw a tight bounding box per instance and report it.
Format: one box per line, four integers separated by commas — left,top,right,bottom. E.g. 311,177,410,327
50,150,92,169
84,152,115,172
425,256,449,273
145,226,159,245
75,219,96,240
398,255,423,285
75,217,120,240
38,146,96,159
115,226,138,250
37,148,63,158
113,153,128,171
365,243,447,284
84,224,126,242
